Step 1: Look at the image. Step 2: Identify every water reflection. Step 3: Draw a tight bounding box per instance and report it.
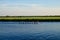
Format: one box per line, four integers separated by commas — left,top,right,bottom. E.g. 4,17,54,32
0,21,60,40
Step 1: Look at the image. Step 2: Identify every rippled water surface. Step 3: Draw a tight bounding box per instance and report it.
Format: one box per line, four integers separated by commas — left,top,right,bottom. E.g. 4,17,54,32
0,21,60,40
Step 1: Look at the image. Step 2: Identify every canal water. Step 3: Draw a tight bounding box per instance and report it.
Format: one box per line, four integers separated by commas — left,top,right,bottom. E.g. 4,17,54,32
0,21,60,40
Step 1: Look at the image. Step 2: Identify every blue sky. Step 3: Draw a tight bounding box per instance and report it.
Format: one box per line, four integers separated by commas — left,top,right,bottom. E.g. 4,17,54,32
0,0,60,16
0,0,60,7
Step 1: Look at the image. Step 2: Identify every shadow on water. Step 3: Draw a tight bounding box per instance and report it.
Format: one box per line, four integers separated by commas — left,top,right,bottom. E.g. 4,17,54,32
0,21,60,40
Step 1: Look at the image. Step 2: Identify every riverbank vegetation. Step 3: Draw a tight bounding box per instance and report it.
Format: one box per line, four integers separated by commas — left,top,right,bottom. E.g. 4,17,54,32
0,16,60,21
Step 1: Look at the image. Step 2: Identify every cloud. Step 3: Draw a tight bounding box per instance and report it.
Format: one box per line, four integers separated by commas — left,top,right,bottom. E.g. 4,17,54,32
0,3,60,16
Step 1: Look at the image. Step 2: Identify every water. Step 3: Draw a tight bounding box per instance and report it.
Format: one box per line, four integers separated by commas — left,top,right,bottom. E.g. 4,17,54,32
0,21,60,40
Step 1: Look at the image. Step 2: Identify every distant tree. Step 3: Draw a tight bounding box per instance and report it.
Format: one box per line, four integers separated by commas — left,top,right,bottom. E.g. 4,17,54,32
6,15,9,17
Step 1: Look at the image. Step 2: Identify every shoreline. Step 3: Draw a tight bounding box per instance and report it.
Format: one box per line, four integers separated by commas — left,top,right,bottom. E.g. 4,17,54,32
0,16,60,22
0,19,60,22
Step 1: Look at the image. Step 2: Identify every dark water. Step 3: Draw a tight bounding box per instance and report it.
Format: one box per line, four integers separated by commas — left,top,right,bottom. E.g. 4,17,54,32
0,21,60,40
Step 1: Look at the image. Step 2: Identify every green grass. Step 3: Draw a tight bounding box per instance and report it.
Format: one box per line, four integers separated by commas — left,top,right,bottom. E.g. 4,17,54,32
0,16,60,20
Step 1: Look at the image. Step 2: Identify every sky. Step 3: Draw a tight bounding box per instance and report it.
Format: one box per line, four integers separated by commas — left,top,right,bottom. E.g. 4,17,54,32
0,0,60,16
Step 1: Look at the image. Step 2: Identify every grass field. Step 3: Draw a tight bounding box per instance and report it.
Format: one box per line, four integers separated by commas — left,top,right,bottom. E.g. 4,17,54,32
0,16,60,19
0,16,60,21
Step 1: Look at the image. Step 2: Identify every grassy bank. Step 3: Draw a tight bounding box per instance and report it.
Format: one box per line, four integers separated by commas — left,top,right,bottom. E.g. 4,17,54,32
0,16,60,21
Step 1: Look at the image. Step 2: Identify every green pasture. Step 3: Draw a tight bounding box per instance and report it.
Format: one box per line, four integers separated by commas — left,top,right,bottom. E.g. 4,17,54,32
0,16,60,20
